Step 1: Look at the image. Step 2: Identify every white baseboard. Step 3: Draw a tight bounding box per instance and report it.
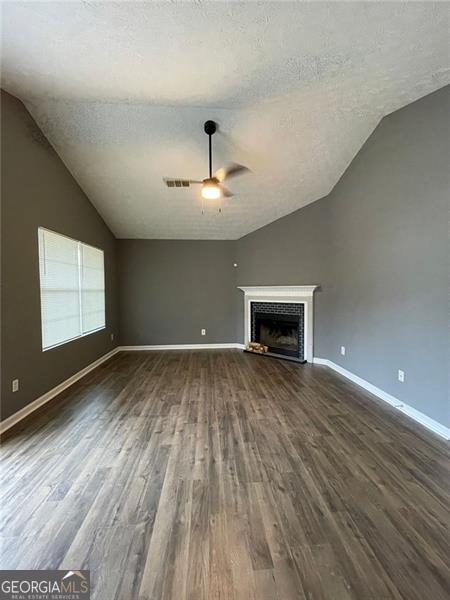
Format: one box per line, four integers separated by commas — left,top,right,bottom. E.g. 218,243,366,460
0,347,120,435
120,343,245,351
396,404,450,440
312,357,329,366
313,357,450,440
313,358,402,407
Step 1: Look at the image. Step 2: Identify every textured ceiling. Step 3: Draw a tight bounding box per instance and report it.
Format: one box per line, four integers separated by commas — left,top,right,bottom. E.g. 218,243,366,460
2,1,449,239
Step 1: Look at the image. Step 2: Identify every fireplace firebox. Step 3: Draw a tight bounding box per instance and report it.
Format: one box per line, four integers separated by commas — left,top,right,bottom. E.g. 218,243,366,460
250,302,305,361
254,313,299,357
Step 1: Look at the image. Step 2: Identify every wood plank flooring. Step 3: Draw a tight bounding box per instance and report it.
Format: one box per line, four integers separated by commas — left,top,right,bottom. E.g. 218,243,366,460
1,350,449,600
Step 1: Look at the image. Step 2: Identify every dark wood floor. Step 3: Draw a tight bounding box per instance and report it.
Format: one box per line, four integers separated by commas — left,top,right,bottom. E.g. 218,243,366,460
1,350,449,600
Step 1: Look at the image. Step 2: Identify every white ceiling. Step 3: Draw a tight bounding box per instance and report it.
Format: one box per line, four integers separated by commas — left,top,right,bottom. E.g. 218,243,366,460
2,1,449,239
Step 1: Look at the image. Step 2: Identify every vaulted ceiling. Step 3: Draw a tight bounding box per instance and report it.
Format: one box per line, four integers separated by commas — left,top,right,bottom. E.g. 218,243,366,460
2,2,449,239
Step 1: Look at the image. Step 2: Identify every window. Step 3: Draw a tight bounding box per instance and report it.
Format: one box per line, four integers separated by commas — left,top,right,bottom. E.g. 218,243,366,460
38,228,105,350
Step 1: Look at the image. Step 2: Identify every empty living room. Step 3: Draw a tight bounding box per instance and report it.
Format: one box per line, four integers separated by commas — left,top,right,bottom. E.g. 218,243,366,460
1,2,449,599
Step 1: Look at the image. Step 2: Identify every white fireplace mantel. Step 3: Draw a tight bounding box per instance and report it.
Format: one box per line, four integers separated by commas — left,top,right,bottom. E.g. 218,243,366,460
238,285,319,362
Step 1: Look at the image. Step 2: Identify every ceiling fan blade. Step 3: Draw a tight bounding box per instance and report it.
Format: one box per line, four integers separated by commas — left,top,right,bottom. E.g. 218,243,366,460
163,178,202,188
214,163,249,182
220,185,234,198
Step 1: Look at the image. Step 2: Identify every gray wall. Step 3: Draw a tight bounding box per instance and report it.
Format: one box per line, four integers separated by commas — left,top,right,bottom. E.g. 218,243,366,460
325,86,449,427
235,86,449,427
118,240,236,345
1,90,118,421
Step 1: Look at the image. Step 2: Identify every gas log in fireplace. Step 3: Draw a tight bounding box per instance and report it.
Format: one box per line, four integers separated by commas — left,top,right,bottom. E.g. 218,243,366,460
251,302,305,362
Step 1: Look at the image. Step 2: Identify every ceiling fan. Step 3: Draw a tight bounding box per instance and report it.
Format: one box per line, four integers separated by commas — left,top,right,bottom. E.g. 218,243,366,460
163,120,249,202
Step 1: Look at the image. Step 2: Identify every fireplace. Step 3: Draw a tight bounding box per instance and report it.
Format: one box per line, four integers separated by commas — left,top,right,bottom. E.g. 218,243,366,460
254,313,299,358
238,286,318,363
251,301,305,361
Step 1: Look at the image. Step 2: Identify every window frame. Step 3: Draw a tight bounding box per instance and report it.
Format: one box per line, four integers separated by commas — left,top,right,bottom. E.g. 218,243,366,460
38,227,106,352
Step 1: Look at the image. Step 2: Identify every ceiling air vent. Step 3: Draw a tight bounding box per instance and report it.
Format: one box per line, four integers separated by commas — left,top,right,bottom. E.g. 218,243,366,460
164,179,191,188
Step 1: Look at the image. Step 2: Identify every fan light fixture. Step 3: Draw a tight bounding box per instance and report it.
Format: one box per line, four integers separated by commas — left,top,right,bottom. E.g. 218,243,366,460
201,178,221,200
163,120,250,212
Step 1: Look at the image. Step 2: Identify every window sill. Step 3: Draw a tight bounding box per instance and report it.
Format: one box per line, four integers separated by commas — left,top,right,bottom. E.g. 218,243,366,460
42,326,106,352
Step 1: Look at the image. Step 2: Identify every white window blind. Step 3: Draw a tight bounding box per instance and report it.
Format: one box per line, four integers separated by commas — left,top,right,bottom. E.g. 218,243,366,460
38,228,105,350
80,243,105,334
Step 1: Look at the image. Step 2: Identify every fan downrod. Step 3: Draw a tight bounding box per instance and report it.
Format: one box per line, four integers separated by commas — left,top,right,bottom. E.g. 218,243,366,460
204,120,217,136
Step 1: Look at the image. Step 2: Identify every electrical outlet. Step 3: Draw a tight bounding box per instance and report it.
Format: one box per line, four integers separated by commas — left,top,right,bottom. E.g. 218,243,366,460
340,346,346,356
110,333,114,341
12,379,19,393
398,369,405,383
201,329,206,336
